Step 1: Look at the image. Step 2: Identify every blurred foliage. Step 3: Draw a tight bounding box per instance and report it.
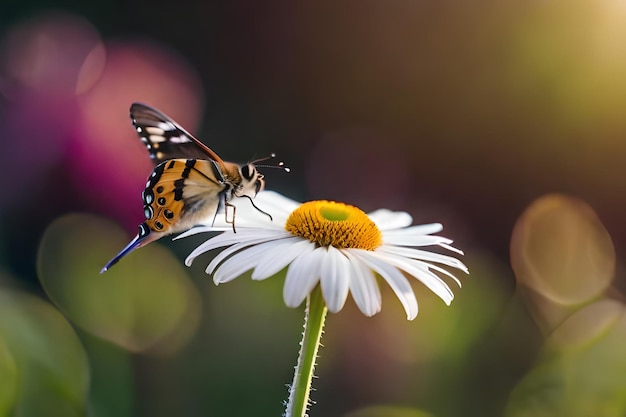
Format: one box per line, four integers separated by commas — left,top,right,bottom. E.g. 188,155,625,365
0,338,18,416
507,195,626,417
0,288,89,417
506,301,626,417
37,213,201,354
345,405,434,417
2,0,626,416
81,333,134,417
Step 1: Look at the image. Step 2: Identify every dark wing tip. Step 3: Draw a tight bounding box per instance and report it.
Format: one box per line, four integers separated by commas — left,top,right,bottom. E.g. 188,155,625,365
100,224,157,273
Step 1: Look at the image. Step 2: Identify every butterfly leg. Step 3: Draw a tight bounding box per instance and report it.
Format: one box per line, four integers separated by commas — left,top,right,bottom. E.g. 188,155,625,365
224,201,237,233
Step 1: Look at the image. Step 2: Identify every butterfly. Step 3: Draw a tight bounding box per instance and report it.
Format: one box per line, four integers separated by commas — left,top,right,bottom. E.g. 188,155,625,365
101,103,276,273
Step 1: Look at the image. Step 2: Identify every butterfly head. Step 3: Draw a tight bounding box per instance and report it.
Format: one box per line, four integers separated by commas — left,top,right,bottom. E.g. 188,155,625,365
100,223,164,273
237,163,265,198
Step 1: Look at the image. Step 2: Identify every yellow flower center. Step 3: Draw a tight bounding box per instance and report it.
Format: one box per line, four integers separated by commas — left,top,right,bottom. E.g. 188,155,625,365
285,201,382,250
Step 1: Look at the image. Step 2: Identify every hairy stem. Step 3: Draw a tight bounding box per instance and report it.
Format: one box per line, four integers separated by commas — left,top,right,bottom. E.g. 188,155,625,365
285,286,327,417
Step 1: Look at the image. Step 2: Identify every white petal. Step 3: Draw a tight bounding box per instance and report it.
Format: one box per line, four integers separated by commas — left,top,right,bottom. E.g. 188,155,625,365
378,245,468,274
283,246,321,308
424,262,463,288
370,250,455,304
383,234,452,246
255,191,300,216
439,242,465,255
212,251,260,284
319,246,351,313
251,238,314,280
343,251,382,317
387,223,443,235
383,234,453,248
353,250,419,320
210,207,285,230
207,242,259,274
206,237,283,275
176,226,227,239
212,240,287,284
186,229,290,266
381,224,447,246
368,209,413,230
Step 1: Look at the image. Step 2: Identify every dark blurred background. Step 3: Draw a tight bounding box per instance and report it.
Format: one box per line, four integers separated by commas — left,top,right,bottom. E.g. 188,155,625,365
1,1,626,416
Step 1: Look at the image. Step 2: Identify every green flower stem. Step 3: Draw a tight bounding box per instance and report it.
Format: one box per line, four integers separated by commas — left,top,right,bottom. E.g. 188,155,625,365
285,285,328,417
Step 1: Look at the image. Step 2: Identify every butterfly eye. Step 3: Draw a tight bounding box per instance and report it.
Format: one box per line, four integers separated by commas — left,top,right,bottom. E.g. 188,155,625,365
241,164,255,180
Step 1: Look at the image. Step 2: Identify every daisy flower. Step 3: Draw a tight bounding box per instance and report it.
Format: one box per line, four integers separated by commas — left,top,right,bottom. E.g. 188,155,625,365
181,191,467,320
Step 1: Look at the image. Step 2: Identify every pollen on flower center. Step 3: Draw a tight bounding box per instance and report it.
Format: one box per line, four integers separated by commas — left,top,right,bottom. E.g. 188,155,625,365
285,201,382,250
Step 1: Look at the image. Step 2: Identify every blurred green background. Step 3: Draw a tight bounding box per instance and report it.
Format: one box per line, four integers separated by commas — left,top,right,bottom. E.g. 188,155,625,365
2,1,626,416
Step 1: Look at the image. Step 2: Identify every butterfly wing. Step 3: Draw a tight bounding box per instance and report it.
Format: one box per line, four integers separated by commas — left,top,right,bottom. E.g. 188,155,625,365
102,104,248,273
130,103,227,167
142,158,228,234
101,158,228,273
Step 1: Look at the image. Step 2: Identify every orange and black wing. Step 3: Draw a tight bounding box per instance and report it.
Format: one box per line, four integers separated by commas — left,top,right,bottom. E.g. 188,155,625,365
142,158,229,235
101,158,228,273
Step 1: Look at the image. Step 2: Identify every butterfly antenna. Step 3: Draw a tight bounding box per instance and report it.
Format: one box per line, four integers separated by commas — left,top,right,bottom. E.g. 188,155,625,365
252,153,290,172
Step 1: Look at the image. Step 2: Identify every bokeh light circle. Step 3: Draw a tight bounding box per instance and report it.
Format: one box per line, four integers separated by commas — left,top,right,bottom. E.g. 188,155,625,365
37,213,201,354
510,194,615,305
0,12,104,97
